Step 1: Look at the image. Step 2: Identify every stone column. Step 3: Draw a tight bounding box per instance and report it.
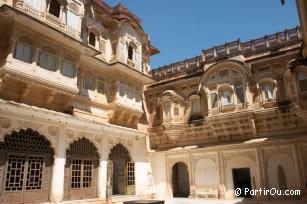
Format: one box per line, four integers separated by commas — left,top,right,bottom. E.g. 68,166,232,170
50,156,66,202
98,159,108,198
50,123,66,202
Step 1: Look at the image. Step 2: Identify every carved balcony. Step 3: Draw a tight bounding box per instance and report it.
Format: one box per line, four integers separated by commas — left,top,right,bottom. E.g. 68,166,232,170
15,1,81,39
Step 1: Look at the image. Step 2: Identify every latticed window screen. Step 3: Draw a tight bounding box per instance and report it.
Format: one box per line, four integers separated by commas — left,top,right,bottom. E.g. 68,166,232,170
83,160,92,188
67,137,98,190
71,159,81,188
2,129,54,192
26,156,43,190
127,162,135,186
5,155,26,191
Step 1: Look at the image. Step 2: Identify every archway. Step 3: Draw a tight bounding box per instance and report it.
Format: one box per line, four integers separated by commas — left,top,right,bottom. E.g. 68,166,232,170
0,128,54,204
64,137,99,200
172,162,190,197
108,143,134,196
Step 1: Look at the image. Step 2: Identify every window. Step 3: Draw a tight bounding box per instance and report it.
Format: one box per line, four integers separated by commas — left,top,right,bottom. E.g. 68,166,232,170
24,0,41,10
26,156,43,190
5,155,26,191
220,90,232,106
235,86,245,104
14,41,32,63
2,129,54,203
49,0,61,18
39,50,56,71
89,32,96,47
67,10,79,30
128,45,133,60
164,102,171,119
97,78,105,94
173,106,179,116
298,72,307,92
61,60,75,78
83,74,94,90
210,92,218,108
219,69,229,77
261,83,275,101
65,138,99,200
119,83,125,97
70,159,93,188
191,97,200,115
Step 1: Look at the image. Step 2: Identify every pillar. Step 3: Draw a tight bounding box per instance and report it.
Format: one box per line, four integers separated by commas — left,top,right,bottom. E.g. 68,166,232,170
50,156,66,202
98,159,108,198
50,123,66,202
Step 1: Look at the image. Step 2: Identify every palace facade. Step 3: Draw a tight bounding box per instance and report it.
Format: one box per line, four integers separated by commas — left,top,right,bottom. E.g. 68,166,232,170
0,0,307,204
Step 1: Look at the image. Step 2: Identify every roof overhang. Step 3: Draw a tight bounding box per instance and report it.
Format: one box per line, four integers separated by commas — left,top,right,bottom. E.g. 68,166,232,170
110,61,154,84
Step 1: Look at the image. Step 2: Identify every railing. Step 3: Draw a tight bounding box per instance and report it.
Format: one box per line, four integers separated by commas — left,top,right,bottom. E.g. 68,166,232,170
202,27,302,61
151,55,202,81
16,2,81,39
150,27,302,81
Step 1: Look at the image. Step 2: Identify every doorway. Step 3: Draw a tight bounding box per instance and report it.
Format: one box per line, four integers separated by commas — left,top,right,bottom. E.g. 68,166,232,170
232,168,252,197
108,143,134,195
172,162,190,197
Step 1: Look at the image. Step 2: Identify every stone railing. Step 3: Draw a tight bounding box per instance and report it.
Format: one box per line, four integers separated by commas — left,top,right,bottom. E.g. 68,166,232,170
150,55,202,81
202,26,302,62
16,2,81,40
150,27,302,81
149,107,303,150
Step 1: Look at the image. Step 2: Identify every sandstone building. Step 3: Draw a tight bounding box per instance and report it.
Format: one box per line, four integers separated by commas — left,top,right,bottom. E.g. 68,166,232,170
0,0,307,203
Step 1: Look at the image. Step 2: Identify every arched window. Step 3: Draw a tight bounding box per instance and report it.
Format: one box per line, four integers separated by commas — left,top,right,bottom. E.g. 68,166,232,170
260,82,275,102
61,59,75,78
38,48,57,71
89,32,96,47
83,74,94,90
219,88,233,106
14,40,33,63
297,72,307,92
128,45,133,60
64,137,99,200
97,77,105,94
49,0,61,18
0,129,54,203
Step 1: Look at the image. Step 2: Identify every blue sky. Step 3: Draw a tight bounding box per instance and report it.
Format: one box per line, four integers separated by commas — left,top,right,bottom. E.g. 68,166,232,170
106,0,300,69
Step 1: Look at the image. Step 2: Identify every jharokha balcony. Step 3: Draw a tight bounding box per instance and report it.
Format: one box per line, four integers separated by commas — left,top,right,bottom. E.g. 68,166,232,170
15,0,81,39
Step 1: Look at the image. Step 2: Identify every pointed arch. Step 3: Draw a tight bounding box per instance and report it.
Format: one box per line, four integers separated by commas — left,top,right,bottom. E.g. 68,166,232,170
0,128,54,203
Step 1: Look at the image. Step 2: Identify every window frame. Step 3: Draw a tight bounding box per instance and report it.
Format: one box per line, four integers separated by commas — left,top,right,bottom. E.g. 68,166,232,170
97,77,105,94
297,72,307,93
88,32,96,47
5,154,45,192
218,85,234,107
48,0,61,18
83,74,94,90
38,49,57,71
260,81,276,102
14,40,33,64
61,59,75,78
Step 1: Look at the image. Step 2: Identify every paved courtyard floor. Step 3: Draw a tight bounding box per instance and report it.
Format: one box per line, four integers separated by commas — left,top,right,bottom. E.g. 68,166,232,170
164,198,307,204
